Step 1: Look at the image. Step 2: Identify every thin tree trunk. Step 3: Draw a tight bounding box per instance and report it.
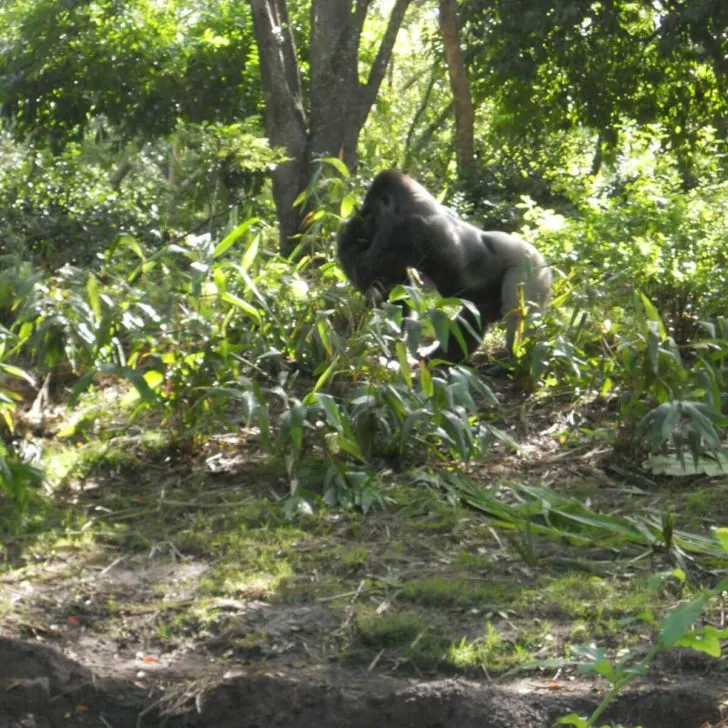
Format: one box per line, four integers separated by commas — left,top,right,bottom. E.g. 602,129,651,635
250,0,310,255
438,0,475,182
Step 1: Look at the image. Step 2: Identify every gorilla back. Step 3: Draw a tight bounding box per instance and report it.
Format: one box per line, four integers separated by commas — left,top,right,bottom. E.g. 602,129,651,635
337,169,552,363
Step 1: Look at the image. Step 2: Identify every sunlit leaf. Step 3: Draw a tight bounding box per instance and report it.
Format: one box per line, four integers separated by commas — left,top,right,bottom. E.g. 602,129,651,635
240,233,261,271
86,274,101,320
715,528,728,553
674,626,727,657
395,341,411,387
221,292,262,325
419,361,433,397
320,157,350,178
554,713,589,727
313,360,336,392
143,370,165,389
213,219,259,259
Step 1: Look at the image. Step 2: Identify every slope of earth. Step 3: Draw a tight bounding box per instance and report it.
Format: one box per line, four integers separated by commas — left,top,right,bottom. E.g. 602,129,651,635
2,376,727,727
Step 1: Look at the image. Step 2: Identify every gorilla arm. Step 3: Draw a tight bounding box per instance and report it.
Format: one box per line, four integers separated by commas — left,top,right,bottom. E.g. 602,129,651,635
338,210,412,302
336,213,372,292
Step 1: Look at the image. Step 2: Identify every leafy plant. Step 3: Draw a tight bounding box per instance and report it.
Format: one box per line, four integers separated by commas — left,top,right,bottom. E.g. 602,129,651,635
557,557,728,728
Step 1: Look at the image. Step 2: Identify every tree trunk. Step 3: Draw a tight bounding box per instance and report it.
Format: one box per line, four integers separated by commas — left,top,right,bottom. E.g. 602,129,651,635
438,0,475,183
249,0,310,255
250,0,413,256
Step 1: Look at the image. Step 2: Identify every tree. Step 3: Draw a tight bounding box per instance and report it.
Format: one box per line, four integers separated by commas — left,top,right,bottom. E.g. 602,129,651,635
438,0,475,182
0,0,260,149
250,0,413,255
461,0,728,180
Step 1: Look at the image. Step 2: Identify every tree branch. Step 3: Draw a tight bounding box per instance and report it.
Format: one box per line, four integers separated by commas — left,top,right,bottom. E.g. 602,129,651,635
363,0,412,106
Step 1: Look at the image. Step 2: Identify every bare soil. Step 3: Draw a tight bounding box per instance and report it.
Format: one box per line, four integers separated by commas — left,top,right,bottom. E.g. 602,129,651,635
1,635,725,728
2,374,728,728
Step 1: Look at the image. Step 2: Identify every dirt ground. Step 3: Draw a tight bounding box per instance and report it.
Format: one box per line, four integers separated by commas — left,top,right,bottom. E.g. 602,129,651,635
1,635,726,728
2,375,728,728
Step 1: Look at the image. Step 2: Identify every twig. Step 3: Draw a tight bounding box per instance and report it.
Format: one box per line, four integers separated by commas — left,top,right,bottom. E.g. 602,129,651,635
100,555,127,576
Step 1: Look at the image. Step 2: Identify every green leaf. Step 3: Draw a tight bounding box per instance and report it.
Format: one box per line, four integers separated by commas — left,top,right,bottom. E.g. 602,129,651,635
323,431,340,455
430,309,451,350
285,404,307,459
419,361,434,398
315,393,342,432
715,527,728,553
316,318,332,356
639,292,666,332
554,714,588,727
99,364,157,404
86,273,101,320
674,626,725,657
338,436,367,463
396,341,412,387
116,234,144,259
320,157,350,178
660,598,708,647
240,233,261,272
340,192,357,219
213,266,227,296
0,363,36,387
313,360,336,393
213,218,259,259
571,644,616,680
401,409,431,449
221,292,262,325
442,410,471,461
652,402,678,443
143,370,165,390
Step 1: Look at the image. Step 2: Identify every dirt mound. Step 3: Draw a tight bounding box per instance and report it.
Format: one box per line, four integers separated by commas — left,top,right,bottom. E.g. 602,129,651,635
1,637,722,728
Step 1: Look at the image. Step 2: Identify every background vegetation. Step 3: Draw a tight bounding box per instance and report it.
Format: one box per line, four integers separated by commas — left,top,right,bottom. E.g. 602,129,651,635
0,1,726,725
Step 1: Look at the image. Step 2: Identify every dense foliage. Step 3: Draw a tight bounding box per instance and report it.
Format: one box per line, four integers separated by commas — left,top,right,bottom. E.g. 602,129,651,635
461,0,727,173
0,0,260,147
0,2,726,720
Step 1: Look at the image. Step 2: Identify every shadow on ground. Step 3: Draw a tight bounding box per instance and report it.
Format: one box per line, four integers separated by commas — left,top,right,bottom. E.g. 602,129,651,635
1,637,724,728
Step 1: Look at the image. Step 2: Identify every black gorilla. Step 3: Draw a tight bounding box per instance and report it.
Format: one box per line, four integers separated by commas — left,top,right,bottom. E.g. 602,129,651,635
337,169,552,363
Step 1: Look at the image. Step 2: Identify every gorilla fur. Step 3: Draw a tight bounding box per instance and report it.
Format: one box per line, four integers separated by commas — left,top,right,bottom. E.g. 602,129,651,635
337,169,552,362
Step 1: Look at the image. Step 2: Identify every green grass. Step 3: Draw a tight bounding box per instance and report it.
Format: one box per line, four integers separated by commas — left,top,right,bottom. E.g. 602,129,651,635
399,575,515,609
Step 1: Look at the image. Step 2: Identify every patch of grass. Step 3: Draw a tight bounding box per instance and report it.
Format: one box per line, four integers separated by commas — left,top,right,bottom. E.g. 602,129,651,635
280,573,351,602
354,607,450,669
357,608,429,648
44,433,170,490
338,545,369,570
186,504,351,601
156,598,225,640
445,623,503,669
354,608,553,675
393,486,467,534
399,575,515,609
445,621,555,673
453,549,491,570
519,573,651,622
682,485,728,523
201,533,298,599
206,561,294,598
569,618,644,646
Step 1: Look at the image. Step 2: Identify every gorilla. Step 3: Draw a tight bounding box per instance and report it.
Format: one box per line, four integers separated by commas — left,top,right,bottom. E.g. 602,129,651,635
337,169,552,363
